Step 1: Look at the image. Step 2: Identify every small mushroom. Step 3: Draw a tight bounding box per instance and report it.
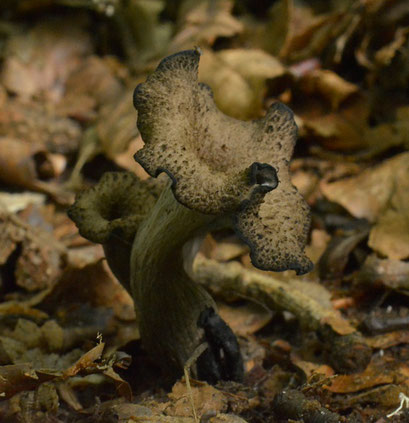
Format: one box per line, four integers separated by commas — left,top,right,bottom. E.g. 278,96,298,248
67,172,164,293
68,49,312,384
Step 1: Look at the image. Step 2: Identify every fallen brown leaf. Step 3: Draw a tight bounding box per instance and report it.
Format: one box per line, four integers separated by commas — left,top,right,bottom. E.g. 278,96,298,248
323,359,402,394
170,0,243,52
357,254,409,293
298,69,359,110
0,363,55,399
0,207,66,291
199,48,288,119
166,380,228,418
1,19,91,101
63,340,104,378
366,331,409,350
322,153,409,260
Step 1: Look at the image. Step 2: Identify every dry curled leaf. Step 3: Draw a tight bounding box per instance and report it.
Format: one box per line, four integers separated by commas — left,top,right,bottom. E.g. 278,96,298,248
166,380,228,418
63,341,105,378
323,360,405,394
0,192,46,214
97,89,140,159
41,260,136,323
357,254,409,292
366,331,409,350
299,95,370,152
59,55,124,121
170,0,243,52
321,152,409,260
199,48,288,119
0,363,55,400
217,302,272,337
0,207,66,292
318,227,369,280
0,137,69,199
1,20,91,101
119,0,172,66
265,0,347,62
298,69,359,110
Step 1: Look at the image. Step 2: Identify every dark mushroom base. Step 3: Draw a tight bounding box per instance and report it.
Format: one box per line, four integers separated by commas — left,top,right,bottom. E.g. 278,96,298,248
197,307,244,384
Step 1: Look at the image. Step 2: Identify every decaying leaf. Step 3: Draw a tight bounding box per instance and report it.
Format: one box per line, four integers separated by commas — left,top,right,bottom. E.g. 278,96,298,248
0,192,46,213
291,355,334,380
103,364,133,401
41,260,136,323
322,152,409,260
318,227,369,280
217,302,272,337
0,99,82,155
166,380,228,418
62,61,141,183
58,55,124,121
366,331,409,350
1,19,92,101
170,0,243,52
111,403,154,421
357,254,409,293
265,0,349,62
0,207,66,291
97,89,140,159
203,234,249,263
63,340,104,378
323,359,406,394
299,94,370,152
0,137,63,196
0,336,131,405
1,1,409,421
118,0,172,67
0,363,55,400
298,69,359,110
199,48,288,119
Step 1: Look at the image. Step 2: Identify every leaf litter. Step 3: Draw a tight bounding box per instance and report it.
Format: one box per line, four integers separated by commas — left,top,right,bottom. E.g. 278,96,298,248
0,1,409,422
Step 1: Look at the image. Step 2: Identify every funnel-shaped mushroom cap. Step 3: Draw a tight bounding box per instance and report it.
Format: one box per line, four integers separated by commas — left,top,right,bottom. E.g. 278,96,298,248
133,50,312,275
68,172,164,244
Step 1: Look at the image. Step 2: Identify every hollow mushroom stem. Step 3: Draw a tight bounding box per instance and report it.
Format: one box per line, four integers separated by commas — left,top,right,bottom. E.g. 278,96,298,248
130,184,243,382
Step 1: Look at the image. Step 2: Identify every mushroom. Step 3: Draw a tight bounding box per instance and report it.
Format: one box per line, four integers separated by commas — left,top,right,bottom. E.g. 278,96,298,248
67,172,165,293
133,49,312,274
68,48,312,384
131,48,312,380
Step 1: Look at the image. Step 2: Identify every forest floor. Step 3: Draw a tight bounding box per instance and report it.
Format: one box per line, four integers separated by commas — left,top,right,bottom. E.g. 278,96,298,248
0,1,408,422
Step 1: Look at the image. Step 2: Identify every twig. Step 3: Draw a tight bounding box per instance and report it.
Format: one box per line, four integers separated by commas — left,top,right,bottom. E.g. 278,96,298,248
193,255,354,334
183,343,208,423
193,255,372,373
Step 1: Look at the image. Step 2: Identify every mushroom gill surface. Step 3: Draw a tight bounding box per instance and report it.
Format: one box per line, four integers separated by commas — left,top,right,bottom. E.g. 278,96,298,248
133,49,312,275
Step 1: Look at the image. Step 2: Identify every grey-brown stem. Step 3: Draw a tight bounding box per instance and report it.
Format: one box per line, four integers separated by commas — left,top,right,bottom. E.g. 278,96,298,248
103,237,133,294
130,184,218,378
